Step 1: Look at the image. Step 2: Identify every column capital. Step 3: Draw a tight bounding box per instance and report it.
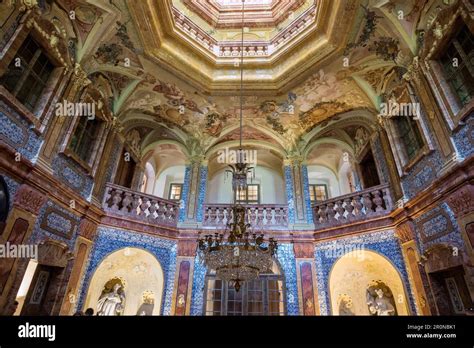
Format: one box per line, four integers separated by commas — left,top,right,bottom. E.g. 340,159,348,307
284,155,304,166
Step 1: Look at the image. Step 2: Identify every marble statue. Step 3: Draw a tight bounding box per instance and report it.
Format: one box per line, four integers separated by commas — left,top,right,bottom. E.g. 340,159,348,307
367,287,396,316
97,283,125,316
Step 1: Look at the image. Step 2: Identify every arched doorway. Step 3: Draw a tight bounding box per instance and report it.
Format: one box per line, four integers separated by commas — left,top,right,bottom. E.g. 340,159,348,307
329,249,410,315
83,247,164,315
204,261,286,315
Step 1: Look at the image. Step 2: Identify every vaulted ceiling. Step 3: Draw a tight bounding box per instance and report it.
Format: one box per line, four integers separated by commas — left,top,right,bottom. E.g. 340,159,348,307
41,0,456,159
128,0,360,93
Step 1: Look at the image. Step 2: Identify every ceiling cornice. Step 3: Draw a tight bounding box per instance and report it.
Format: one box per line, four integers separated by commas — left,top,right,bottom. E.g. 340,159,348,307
128,0,361,94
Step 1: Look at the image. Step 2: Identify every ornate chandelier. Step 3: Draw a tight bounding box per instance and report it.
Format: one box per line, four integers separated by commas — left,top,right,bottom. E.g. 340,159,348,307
197,0,278,291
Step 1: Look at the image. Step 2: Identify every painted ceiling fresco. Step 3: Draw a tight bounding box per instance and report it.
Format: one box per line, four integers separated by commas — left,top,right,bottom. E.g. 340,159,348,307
29,0,458,158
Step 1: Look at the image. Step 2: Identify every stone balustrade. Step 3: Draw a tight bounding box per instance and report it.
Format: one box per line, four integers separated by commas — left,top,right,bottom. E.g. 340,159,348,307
202,204,288,230
103,183,179,227
313,184,394,226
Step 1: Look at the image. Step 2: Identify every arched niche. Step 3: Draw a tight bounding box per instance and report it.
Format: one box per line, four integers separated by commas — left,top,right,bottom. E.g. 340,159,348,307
83,247,164,315
329,249,410,315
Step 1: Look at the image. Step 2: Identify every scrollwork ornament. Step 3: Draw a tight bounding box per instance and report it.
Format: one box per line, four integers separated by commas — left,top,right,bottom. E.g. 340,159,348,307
19,0,38,12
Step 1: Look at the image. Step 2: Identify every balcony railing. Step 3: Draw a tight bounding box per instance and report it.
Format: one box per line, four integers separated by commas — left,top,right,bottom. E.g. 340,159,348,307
103,183,179,227
313,184,394,226
202,204,289,229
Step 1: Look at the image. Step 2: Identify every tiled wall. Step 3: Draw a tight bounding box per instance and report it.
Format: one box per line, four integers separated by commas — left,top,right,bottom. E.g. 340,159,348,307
77,227,177,315
314,230,416,315
284,166,295,224
0,101,44,163
451,113,474,159
413,203,465,254
178,165,191,222
196,166,208,223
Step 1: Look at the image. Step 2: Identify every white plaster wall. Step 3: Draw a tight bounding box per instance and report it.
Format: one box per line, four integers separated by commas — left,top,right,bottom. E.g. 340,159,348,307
206,166,286,204
84,248,164,316
153,165,185,199
307,165,340,198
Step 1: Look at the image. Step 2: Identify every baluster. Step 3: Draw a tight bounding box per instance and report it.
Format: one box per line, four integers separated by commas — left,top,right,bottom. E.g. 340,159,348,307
169,203,177,223
313,205,321,223
131,194,141,215
164,203,173,223
218,207,225,227
335,200,345,221
139,198,149,217
120,192,132,213
261,207,268,226
257,207,264,227
383,187,393,210
372,190,384,212
319,205,327,223
353,195,363,217
148,199,157,219
210,207,217,225
156,201,165,221
274,207,282,226
250,206,257,225
327,202,336,222
103,187,113,208
344,198,354,219
111,189,123,210
362,193,373,214
204,206,211,225
282,207,288,226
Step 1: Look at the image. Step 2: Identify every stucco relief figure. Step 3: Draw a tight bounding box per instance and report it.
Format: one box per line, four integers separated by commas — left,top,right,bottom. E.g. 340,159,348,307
126,130,141,153
354,127,369,154
366,283,397,316
97,279,125,316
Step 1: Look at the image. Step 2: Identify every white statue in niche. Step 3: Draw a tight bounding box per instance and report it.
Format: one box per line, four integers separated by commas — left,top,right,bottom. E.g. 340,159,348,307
136,291,155,316
97,278,126,316
366,281,397,316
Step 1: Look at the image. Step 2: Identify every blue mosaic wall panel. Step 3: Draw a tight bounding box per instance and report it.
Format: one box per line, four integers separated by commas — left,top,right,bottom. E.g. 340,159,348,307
301,165,313,224
190,254,207,316
284,166,295,223
314,230,416,315
52,154,94,201
0,101,44,163
277,243,300,315
178,165,191,222
401,150,443,199
451,112,474,159
413,203,464,254
77,227,177,315
196,166,208,223
28,200,81,249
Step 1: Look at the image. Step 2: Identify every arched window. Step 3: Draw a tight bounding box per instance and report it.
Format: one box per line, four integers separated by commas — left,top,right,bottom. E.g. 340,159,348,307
204,262,286,316
0,176,10,234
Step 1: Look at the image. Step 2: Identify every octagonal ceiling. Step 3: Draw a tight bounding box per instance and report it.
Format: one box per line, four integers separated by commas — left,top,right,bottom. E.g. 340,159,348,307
128,0,360,94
